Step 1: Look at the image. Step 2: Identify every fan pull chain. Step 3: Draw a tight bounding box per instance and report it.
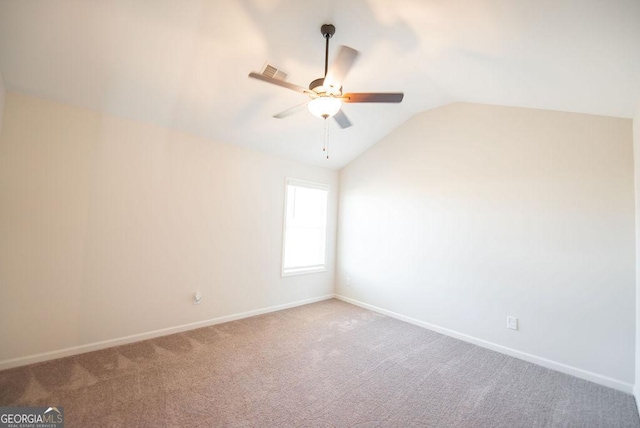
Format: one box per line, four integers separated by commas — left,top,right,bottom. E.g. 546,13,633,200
323,118,329,159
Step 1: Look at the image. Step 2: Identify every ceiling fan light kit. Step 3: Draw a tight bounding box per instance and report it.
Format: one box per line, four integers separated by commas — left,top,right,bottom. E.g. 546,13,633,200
308,97,342,119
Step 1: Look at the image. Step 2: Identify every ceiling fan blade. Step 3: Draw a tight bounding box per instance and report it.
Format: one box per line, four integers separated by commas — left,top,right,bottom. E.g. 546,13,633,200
249,72,315,95
323,46,359,91
273,102,310,119
343,93,404,103
333,109,352,129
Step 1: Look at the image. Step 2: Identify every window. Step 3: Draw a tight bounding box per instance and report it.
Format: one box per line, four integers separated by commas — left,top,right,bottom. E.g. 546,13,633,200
282,178,329,276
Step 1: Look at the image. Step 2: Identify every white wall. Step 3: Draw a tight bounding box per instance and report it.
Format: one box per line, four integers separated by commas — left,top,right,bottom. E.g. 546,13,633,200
0,92,338,364
337,103,635,387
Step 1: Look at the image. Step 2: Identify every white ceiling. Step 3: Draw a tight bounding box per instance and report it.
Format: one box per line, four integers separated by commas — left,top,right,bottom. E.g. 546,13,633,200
1,0,639,169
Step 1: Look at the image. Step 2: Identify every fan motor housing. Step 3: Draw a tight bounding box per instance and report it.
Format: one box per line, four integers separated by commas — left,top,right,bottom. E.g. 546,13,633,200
309,77,342,95
309,78,325,92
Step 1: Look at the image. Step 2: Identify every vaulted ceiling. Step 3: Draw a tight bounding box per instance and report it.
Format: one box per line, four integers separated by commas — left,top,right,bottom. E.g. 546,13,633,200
1,0,639,169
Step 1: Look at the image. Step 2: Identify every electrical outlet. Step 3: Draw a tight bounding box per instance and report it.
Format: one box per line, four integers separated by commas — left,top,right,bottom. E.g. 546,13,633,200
507,316,518,330
346,277,351,286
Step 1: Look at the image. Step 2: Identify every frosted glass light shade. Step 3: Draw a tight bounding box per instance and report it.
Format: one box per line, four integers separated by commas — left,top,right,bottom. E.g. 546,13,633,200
308,97,342,119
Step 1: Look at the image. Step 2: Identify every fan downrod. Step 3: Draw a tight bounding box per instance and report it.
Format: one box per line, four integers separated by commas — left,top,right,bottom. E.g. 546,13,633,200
310,24,337,93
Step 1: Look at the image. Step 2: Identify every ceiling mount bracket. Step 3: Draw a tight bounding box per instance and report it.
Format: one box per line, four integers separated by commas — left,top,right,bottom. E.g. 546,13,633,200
321,24,335,39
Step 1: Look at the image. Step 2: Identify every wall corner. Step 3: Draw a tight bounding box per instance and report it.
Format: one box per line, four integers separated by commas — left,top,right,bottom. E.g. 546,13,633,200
0,71,6,138
634,102,640,406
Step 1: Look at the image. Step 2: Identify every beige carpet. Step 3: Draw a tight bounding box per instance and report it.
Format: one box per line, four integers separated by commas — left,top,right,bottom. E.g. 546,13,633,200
1,299,639,427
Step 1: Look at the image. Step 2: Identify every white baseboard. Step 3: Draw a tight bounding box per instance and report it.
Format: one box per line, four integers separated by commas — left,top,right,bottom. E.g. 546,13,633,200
4,293,635,395
0,294,335,371
335,294,634,394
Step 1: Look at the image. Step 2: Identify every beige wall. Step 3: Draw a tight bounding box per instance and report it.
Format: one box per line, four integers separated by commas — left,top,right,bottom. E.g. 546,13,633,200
0,72,5,137
0,92,338,363
337,103,635,387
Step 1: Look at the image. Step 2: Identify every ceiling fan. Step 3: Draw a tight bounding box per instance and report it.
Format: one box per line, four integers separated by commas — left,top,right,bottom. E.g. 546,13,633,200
248,24,404,129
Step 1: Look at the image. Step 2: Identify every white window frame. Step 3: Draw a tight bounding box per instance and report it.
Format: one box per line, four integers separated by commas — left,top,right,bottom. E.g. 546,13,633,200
281,178,329,277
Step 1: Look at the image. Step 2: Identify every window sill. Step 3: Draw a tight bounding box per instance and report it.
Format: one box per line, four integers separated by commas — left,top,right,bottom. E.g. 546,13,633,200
282,266,327,277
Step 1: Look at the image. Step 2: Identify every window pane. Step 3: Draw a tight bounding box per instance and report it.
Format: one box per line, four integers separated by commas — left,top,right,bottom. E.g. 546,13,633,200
284,228,324,268
283,180,328,275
